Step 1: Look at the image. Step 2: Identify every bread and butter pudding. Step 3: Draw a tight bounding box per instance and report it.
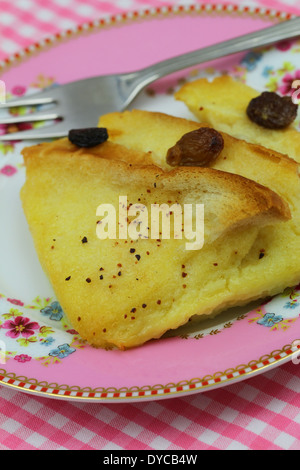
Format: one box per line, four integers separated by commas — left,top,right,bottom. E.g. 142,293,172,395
20,104,299,349
175,75,300,162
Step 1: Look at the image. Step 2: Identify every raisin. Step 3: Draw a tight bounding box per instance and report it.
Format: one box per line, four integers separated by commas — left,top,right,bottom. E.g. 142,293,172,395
166,128,224,167
68,127,108,148
246,92,298,129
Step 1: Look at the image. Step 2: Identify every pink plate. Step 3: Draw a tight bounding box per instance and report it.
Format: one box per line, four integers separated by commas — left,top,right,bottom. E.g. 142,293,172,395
0,3,299,402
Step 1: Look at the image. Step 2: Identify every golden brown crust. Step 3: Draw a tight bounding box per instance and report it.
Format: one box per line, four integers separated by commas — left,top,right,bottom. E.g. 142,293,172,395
22,138,290,227
22,138,152,166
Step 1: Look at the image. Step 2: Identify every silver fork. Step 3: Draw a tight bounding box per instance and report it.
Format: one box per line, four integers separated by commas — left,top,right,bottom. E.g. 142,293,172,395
0,16,300,141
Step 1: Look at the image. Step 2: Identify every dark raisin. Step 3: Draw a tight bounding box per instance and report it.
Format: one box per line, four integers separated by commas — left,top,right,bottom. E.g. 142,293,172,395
68,127,108,148
246,92,298,129
166,128,224,167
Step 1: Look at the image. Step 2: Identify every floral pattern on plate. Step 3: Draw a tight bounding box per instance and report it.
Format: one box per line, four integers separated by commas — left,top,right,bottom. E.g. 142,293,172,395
0,294,86,367
248,285,300,331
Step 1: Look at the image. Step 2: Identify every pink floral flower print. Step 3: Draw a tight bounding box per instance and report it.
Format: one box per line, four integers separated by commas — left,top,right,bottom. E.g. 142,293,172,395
7,298,24,307
0,122,33,140
14,354,31,363
17,122,33,131
66,329,78,335
275,40,293,52
278,70,300,96
0,165,17,177
11,85,26,96
2,316,39,339
0,124,7,136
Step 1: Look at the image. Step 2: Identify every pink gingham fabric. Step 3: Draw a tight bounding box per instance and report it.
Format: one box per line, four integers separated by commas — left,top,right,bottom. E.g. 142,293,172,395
0,361,299,450
0,0,300,62
0,0,299,451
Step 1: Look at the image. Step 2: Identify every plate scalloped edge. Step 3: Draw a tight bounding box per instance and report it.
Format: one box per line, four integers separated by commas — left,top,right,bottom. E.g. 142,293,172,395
0,340,299,402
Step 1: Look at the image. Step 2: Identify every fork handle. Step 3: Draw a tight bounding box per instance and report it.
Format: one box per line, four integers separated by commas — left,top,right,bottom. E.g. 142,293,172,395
133,16,300,89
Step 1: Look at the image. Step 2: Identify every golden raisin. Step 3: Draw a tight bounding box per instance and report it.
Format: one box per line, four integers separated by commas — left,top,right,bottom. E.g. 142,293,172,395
246,92,298,129
166,128,224,167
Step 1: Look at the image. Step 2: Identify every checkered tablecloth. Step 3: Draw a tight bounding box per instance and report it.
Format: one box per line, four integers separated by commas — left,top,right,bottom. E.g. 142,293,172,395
0,0,299,451
0,362,299,450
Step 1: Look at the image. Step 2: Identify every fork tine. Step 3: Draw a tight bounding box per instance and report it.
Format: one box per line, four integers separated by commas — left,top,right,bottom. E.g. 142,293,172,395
0,122,68,141
0,108,61,125
0,96,55,109
0,86,58,109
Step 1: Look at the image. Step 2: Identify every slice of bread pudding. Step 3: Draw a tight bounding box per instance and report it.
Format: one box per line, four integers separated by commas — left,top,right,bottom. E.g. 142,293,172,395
174,75,300,162
21,132,290,349
99,109,300,314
